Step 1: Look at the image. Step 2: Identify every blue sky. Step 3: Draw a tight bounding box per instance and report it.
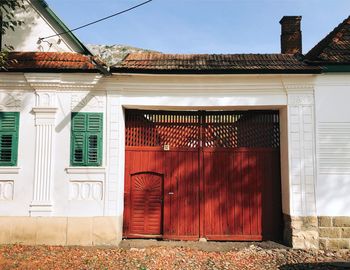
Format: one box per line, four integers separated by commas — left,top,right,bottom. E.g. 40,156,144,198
46,0,350,54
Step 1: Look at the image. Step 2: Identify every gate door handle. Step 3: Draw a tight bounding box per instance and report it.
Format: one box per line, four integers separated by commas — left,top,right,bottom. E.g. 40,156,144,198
168,192,174,195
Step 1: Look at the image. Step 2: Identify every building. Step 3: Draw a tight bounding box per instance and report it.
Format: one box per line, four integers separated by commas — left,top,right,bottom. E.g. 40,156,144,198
0,0,349,249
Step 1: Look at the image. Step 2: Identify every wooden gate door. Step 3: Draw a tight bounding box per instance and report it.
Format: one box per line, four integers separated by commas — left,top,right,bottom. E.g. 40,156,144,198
124,110,282,241
124,111,200,240
128,172,163,237
202,111,282,240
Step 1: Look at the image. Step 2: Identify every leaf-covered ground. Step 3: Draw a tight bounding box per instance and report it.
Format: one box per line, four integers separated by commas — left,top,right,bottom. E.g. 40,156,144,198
0,244,349,270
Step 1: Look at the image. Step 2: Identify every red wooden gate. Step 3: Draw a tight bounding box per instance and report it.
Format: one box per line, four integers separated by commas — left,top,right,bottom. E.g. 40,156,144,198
123,110,282,241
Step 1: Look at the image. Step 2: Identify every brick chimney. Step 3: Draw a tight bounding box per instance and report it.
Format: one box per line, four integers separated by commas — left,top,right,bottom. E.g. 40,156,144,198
280,16,302,54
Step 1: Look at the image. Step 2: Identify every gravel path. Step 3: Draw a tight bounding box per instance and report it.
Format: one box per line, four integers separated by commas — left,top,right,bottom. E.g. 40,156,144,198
0,244,349,270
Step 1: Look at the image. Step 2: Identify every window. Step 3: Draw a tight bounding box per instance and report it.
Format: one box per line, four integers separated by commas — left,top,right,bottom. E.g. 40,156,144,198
70,112,103,166
0,112,19,166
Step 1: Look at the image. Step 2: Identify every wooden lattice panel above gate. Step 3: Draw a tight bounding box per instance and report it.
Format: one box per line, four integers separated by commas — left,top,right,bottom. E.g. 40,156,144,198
204,111,280,148
125,110,280,148
125,111,200,148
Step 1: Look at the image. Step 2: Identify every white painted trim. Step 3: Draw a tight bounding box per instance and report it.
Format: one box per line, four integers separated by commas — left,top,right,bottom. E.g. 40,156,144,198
66,167,106,174
32,107,58,114
0,167,21,174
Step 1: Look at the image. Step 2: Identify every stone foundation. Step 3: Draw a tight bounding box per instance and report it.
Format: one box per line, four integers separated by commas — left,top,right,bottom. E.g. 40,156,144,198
318,216,350,250
283,214,319,249
284,215,350,250
0,216,122,246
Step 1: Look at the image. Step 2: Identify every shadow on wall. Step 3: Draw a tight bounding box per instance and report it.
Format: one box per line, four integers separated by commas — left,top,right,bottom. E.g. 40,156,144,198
3,5,36,50
4,2,66,52
279,262,350,270
56,89,105,133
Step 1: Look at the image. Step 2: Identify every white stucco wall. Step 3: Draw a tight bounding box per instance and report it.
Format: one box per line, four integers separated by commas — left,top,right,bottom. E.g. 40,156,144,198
2,1,82,53
0,88,35,216
315,74,350,216
0,73,108,217
0,73,321,225
53,91,107,217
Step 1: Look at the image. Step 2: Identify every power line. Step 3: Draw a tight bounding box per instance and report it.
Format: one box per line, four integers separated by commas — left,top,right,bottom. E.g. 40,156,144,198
39,0,153,41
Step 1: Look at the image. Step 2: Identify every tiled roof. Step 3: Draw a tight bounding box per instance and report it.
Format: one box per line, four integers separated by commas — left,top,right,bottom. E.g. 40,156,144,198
112,53,321,73
306,16,350,64
3,52,100,72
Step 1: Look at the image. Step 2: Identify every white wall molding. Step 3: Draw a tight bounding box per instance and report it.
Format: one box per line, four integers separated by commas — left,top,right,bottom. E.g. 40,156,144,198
0,181,14,200
35,91,57,108
105,93,122,217
30,94,57,216
69,181,103,201
66,167,106,174
0,167,21,174
288,94,314,106
71,92,105,112
0,92,24,111
20,74,103,92
287,91,317,216
0,74,34,91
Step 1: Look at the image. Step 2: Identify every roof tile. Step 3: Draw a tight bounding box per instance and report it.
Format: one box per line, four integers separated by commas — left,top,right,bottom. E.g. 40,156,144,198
306,16,350,64
4,52,99,72
112,53,320,73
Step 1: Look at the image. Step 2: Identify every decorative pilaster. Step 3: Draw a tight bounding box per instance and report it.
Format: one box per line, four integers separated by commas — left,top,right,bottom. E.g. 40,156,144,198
285,85,318,249
288,93,316,216
30,91,57,216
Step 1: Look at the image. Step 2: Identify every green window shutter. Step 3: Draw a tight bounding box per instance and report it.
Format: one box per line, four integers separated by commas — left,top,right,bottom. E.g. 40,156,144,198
0,112,19,166
71,132,86,165
71,113,103,166
87,113,102,132
86,133,102,166
71,112,86,132
86,113,103,166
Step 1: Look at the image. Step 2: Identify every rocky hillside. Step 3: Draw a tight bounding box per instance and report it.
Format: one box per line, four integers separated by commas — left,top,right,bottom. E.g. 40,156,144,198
86,44,159,66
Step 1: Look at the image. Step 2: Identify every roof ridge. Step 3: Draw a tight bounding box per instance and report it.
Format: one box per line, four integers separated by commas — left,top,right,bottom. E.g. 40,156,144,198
124,52,300,57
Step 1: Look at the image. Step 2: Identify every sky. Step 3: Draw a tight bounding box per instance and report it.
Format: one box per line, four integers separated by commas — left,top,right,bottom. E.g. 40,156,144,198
45,0,350,54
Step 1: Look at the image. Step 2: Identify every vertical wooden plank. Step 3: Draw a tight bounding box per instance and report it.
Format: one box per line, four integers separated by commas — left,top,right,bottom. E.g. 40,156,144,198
202,151,207,236
250,150,259,236
199,114,205,238
182,151,188,236
163,151,170,236
228,151,235,235
219,151,226,236
211,151,216,235
174,151,180,237
242,151,250,236
214,151,221,236
168,150,175,237
195,150,200,237
224,150,231,236
123,150,130,236
199,147,204,238
203,151,210,236
257,151,263,236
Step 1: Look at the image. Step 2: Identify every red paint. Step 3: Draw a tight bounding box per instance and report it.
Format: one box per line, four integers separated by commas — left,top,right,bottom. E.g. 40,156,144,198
123,110,282,241
128,172,163,236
